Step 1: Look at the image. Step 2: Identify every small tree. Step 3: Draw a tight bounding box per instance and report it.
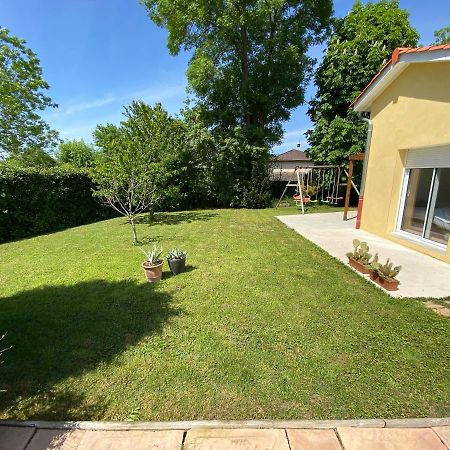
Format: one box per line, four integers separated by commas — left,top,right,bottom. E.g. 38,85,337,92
57,139,96,168
92,102,176,244
3,147,56,168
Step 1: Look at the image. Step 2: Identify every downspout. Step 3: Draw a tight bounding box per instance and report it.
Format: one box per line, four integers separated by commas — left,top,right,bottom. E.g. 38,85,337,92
356,113,373,229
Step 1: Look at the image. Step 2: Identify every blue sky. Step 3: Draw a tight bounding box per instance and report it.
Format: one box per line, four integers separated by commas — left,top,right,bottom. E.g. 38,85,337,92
2,0,449,154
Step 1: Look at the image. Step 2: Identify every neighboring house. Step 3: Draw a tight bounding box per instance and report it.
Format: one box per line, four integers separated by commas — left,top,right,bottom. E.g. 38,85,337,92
272,146,311,181
353,45,450,264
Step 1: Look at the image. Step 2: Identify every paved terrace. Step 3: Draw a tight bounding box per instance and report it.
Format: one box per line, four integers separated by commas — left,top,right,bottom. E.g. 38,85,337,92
276,212,450,299
1,418,450,449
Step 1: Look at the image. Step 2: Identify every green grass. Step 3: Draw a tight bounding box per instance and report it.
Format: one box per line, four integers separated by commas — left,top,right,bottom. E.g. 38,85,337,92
0,207,449,421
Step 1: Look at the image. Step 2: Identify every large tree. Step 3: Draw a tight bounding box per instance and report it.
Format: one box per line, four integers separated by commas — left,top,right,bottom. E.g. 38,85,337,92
141,0,333,147
0,28,59,158
433,27,450,45
306,0,419,165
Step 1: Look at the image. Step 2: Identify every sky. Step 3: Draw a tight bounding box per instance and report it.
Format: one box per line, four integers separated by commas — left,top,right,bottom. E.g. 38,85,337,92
2,0,449,154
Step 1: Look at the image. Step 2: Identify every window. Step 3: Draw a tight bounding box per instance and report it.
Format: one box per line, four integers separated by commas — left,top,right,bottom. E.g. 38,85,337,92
398,147,450,248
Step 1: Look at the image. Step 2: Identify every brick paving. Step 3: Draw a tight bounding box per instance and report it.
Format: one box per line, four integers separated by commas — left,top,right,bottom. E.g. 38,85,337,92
2,421,450,449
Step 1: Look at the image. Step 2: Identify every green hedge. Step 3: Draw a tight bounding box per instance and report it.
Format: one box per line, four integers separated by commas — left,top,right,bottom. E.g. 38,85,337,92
0,166,115,242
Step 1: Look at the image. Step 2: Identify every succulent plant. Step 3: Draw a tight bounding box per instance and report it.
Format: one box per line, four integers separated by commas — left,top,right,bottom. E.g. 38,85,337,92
139,244,163,265
167,248,187,260
371,257,401,280
346,239,372,267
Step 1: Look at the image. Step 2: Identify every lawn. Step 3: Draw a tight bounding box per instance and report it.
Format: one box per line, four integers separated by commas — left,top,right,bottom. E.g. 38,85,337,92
0,208,449,421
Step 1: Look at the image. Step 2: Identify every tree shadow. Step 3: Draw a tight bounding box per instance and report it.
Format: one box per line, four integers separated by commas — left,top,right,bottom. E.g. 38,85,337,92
134,210,219,226
0,280,181,420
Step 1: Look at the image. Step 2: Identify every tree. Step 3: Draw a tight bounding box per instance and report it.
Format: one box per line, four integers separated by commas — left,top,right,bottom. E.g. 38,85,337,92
57,139,96,168
433,27,450,45
0,28,59,158
306,0,419,165
92,102,185,243
141,0,333,147
3,147,56,168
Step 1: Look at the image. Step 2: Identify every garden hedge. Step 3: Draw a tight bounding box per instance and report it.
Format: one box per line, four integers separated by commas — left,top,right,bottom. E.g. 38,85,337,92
0,166,115,242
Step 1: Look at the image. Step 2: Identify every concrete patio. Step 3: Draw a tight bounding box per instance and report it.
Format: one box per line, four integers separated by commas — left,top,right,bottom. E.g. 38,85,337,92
277,212,450,299
1,419,450,449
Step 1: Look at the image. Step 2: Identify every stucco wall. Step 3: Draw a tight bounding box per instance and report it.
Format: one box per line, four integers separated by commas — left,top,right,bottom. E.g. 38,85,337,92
361,62,450,263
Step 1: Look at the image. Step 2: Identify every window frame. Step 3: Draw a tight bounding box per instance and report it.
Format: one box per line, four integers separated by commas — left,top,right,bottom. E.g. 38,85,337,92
395,167,448,250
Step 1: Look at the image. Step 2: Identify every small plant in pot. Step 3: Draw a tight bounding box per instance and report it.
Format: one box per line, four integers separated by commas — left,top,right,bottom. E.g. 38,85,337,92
346,239,372,274
139,244,164,282
167,248,187,275
370,255,401,291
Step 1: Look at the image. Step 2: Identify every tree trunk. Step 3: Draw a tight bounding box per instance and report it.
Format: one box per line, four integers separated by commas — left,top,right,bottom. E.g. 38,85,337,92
239,24,251,127
148,204,155,222
130,216,138,244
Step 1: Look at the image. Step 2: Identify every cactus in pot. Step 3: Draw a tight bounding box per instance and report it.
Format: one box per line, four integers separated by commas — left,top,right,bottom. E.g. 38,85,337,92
346,239,372,274
370,256,401,291
166,248,187,275
140,244,164,282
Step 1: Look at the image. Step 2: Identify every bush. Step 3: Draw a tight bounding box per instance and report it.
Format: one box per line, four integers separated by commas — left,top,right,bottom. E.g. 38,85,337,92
0,166,114,242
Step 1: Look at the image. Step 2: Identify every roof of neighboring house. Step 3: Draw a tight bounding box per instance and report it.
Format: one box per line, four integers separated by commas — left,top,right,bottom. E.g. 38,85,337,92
274,149,310,161
353,45,450,112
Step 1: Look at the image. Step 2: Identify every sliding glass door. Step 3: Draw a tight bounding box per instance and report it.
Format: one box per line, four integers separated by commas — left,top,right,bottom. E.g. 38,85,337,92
399,167,450,247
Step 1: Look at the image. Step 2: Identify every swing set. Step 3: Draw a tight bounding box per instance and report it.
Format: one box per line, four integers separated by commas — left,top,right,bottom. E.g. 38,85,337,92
276,165,354,214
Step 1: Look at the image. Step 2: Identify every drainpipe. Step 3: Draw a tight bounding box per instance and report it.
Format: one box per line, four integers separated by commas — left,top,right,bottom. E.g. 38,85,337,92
356,113,373,229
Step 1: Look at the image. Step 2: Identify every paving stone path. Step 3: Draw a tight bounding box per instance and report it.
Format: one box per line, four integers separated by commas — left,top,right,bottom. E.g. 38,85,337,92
1,421,450,449
424,301,450,317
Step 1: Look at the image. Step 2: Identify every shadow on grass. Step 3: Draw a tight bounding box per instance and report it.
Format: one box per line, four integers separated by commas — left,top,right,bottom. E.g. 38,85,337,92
0,280,181,420
163,265,197,280
135,210,219,226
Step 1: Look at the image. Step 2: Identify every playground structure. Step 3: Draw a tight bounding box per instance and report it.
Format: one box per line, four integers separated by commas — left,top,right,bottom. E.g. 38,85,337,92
276,154,363,217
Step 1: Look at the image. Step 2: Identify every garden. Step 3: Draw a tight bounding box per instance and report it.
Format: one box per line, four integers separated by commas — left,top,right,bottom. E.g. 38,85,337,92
0,207,449,421
1,0,450,425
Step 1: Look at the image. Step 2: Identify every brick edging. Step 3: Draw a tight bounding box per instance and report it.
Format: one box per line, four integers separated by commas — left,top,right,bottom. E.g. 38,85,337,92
1,417,450,431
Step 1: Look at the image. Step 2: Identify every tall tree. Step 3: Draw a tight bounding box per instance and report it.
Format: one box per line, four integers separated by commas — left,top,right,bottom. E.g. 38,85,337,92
141,0,333,147
306,0,419,165
0,28,59,158
433,27,450,45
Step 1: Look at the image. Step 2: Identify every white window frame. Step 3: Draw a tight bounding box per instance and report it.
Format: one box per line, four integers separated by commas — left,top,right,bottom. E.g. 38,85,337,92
395,167,448,251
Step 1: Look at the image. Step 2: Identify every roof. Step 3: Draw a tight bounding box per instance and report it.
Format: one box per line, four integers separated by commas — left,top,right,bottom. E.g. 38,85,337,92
274,149,310,161
353,45,450,112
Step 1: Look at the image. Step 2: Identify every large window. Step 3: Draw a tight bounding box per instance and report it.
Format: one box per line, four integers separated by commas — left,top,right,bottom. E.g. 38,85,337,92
399,165,450,248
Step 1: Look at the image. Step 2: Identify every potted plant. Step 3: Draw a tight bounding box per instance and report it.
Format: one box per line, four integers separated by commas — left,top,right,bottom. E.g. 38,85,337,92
370,256,401,291
346,239,372,274
167,248,187,275
139,244,163,282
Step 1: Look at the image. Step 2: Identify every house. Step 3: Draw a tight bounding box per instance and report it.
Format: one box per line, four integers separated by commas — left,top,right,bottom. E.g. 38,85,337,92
272,145,311,181
353,45,450,263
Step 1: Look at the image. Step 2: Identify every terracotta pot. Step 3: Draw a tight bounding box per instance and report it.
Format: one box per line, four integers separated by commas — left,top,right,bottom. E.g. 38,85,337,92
370,271,399,291
348,257,371,275
369,270,378,281
167,256,186,275
142,261,163,282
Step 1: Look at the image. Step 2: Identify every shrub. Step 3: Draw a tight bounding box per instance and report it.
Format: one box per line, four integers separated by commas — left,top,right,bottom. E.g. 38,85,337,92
0,166,114,242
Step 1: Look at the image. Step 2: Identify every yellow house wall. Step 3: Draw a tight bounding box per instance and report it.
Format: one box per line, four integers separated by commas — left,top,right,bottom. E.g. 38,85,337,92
361,62,450,263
